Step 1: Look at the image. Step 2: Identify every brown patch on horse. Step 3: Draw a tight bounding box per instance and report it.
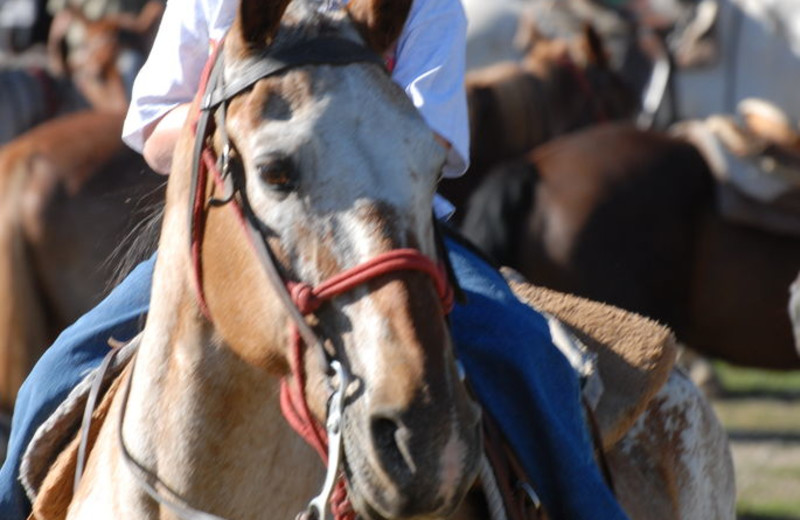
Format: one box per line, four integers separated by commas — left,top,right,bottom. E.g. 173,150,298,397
347,0,413,54
504,274,677,449
201,186,293,374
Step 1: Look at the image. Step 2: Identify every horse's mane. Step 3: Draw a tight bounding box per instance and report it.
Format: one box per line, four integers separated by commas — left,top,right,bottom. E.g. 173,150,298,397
104,181,165,290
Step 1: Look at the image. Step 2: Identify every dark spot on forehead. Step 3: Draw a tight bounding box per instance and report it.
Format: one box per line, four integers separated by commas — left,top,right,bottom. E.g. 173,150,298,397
262,91,292,121
232,70,314,127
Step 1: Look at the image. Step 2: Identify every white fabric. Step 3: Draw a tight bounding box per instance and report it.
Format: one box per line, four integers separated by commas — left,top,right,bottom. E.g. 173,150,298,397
122,0,470,181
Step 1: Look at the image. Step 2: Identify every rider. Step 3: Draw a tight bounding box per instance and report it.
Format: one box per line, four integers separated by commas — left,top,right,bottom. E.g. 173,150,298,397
0,1,629,519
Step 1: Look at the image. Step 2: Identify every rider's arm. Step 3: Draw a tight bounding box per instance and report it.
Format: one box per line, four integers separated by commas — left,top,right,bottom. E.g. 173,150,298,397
392,0,469,178
124,0,468,178
121,0,233,162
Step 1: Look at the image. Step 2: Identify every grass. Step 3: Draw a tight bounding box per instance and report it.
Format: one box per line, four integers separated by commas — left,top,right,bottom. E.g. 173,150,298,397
709,362,800,519
714,362,800,395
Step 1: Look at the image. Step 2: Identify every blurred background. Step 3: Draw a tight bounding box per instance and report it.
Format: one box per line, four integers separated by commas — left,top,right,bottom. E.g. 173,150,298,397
1,0,800,517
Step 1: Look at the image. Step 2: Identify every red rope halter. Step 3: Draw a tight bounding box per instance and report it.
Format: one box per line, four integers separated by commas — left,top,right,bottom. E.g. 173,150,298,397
196,146,454,518
188,37,456,518
279,249,453,520
192,98,455,520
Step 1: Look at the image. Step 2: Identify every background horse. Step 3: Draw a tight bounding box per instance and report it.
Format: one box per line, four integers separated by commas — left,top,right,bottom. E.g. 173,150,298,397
0,112,163,415
441,24,639,216
0,2,165,414
461,122,800,370
0,0,163,144
26,1,735,519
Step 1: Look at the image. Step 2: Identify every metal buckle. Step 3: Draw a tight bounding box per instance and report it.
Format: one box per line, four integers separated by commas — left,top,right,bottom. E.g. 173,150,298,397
300,360,351,520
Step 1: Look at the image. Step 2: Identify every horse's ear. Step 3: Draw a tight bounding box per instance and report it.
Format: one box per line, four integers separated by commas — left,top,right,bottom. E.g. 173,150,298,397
346,0,412,55
580,23,609,69
228,0,292,53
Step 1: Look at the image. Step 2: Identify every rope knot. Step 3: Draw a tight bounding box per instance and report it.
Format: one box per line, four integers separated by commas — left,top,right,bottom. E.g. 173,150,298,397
289,282,321,314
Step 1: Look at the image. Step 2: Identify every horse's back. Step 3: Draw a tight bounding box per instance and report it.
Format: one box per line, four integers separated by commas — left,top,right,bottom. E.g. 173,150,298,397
496,124,713,335
2,111,162,323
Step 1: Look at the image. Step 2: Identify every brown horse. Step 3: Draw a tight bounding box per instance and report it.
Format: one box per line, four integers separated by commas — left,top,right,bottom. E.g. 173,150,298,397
439,24,640,214
0,112,164,413
0,3,166,412
461,122,800,369
25,2,733,518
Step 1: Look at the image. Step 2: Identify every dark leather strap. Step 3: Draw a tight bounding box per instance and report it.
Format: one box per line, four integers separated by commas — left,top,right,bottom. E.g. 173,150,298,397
74,344,125,493
201,36,385,110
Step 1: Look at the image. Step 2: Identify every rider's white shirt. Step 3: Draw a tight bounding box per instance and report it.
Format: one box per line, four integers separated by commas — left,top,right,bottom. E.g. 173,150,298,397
122,0,470,189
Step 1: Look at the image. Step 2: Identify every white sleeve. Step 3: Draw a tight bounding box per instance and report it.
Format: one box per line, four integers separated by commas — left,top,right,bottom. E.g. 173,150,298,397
392,0,470,178
121,0,213,153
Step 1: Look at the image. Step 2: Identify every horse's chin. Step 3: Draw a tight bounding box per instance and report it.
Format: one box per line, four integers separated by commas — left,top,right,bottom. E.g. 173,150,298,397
344,466,463,520
342,423,475,520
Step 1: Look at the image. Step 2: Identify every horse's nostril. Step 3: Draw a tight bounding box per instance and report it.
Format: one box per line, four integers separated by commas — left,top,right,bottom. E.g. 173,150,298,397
370,416,417,476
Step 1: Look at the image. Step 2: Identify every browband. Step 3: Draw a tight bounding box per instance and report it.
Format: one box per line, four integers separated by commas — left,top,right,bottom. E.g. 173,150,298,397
201,36,386,110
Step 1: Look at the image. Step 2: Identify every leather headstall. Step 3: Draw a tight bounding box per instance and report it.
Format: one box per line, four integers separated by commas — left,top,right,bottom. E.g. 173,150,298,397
188,34,386,337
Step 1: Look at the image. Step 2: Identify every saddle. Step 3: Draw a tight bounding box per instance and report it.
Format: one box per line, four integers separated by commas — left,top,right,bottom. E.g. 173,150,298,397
681,112,800,238
21,338,138,520
22,275,676,520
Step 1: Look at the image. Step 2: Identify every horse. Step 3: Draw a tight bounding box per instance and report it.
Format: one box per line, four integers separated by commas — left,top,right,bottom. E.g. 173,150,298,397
0,2,166,414
0,112,164,415
0,0,163,145
461,121,800,370
461,0,634,72
462,0,800,131
23,2,734,519
440,23,640,216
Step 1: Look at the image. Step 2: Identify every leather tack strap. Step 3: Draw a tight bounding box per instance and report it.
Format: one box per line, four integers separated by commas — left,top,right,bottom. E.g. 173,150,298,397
201,36,385,110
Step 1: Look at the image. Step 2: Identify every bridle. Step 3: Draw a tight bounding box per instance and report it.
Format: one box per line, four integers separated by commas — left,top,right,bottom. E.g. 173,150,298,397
113,30,455,520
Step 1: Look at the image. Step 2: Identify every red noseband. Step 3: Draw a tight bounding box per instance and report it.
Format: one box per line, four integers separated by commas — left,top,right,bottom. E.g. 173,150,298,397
287,248,454,316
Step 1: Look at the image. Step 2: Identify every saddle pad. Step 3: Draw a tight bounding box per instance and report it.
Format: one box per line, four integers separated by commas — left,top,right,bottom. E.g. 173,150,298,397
502,269,677,449
21,335,140,510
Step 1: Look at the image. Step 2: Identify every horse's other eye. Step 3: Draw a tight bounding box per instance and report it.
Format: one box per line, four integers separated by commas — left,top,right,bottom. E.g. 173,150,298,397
257,155,296,191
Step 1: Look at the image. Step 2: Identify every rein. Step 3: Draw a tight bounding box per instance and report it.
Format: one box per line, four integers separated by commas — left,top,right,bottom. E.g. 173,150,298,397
181,33,454,520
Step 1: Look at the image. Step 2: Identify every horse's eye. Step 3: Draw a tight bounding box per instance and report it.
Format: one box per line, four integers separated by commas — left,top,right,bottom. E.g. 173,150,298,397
257,156,296,191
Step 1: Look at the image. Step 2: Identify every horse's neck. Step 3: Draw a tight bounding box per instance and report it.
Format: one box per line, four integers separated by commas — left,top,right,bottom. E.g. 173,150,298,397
74,245,323,518
468,66,551,170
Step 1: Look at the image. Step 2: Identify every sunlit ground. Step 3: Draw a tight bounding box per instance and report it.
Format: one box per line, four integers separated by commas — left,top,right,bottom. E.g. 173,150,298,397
712,363,800,520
